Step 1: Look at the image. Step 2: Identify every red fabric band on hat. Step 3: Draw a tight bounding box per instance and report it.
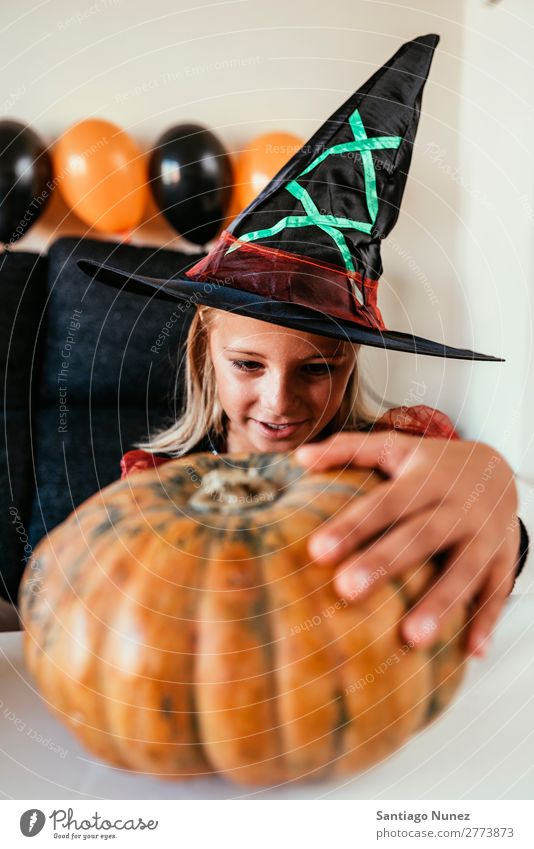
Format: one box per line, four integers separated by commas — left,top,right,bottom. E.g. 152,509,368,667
184,230,386,331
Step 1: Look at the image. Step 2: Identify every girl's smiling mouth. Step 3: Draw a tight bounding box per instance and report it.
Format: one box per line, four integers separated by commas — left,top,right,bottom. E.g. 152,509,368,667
251,419,308,439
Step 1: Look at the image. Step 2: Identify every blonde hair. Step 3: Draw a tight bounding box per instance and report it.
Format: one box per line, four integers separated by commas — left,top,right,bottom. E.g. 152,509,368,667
135,305,375,456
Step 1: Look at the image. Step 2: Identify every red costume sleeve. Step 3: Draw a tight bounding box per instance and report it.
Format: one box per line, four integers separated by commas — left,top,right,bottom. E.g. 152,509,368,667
120,450,174,479
371,403,460,440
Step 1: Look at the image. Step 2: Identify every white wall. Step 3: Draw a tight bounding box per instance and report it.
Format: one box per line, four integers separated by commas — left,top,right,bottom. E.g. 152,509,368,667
3,0,533,480
454,1,534,471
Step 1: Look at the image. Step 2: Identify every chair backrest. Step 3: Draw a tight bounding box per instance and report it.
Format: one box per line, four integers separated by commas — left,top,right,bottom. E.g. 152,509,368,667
0,249,48,603
0,236,201,604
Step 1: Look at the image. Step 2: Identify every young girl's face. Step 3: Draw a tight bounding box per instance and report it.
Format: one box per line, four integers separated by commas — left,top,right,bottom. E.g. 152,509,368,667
208,311,357,453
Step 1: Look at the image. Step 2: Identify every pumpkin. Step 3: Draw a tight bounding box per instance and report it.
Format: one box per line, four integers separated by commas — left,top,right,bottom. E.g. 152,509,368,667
19,451,468,786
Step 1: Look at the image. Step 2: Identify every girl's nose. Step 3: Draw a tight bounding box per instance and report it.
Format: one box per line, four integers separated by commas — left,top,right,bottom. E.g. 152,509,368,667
261,371,294,415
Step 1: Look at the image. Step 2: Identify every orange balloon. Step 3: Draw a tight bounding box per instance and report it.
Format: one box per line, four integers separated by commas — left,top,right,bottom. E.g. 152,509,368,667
232,131,304,212
53,119,148,234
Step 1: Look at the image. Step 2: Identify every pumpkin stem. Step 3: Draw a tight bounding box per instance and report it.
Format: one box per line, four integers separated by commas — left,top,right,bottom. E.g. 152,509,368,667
189,468,279,513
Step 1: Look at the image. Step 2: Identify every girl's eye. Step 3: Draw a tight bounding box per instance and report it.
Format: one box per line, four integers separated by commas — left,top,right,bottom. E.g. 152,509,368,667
230,360,335,375
231,360,262,372
303,363,334,376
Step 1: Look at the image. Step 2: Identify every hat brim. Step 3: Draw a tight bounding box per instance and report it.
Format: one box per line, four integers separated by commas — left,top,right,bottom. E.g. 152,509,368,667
77,259,504,362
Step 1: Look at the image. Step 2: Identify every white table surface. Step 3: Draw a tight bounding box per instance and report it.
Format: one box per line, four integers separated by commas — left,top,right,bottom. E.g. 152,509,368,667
1,593,533,801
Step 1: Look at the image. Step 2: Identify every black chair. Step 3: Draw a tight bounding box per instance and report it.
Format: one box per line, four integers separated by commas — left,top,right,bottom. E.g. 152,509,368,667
0,236,201,610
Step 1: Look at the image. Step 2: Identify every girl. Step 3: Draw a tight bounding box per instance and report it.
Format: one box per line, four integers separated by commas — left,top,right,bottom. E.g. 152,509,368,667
80,34,528,665
117,307,527,664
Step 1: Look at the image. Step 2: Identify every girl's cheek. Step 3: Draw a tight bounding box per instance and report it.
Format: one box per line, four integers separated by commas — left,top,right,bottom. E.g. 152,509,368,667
230,384,253,416
315,383,338,411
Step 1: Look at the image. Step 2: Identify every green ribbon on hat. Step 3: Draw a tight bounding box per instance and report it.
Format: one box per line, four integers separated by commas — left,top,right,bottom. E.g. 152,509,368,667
225,108,402,302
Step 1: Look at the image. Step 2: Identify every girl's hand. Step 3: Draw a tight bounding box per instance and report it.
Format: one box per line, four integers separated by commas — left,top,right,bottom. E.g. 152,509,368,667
294,431,520,659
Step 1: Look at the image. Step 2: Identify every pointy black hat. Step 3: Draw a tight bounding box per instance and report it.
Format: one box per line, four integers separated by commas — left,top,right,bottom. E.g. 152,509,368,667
78,34,502,361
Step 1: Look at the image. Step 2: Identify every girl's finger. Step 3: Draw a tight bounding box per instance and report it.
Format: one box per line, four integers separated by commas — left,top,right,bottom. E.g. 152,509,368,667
331,503,462,600
398,538,495,649
308,468,453,563
294,430,419,476
465,559,515,657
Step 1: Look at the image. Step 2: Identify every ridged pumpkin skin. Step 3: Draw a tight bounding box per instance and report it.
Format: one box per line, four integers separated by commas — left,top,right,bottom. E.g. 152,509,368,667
19,451,468,787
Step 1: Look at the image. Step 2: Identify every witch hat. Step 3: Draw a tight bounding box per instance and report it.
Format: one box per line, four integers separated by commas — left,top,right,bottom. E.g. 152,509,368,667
78,34,502,361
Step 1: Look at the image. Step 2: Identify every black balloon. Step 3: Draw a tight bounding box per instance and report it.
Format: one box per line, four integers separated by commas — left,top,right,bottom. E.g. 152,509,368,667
0,119,53,245
149,123,233,246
